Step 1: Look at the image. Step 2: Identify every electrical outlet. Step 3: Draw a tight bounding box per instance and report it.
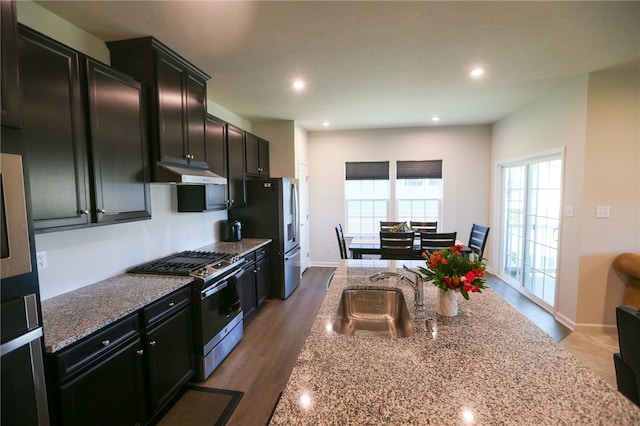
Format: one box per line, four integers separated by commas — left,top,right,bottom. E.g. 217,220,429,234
36,251,48,270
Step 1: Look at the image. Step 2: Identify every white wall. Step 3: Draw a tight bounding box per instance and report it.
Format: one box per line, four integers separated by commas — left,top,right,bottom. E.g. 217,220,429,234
37,185,227,300
492,64,640,331
308,125,492,266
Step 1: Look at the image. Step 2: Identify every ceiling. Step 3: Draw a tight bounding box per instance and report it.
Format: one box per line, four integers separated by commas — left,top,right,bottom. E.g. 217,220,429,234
36,1,640,131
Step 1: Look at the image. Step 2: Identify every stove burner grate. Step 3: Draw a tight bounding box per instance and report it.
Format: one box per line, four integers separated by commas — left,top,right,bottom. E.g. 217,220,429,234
128,250,233,276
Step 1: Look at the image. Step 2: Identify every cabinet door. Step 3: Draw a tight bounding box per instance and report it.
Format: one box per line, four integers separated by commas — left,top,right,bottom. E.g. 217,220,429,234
58,339,146,426
156,53,188,166
255,254,271,307
145,306,194,414
185,74,208,169
236,264,256,321
245,132,259,176
18,25,91,230
258,138,270,177
85,59,151,224
1,0,22,128
205,114,227,177
226,124,246,209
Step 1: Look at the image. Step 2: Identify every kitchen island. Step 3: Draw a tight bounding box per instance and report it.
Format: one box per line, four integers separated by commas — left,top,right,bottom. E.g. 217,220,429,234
269,259,640,425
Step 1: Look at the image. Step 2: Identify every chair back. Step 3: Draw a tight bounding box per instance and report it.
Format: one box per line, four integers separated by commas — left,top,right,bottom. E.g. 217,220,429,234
468,224,490,257
410,221,437,233
380,221,403,232
335,224,348,259
614,305,640,406
419,232,457,252
380,231,415,259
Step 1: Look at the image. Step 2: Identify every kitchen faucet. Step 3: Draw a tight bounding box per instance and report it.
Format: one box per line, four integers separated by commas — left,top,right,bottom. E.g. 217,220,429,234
368,265,426,310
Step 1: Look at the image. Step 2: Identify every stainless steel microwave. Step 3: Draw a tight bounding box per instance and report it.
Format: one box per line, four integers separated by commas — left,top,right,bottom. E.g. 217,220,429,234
0,153,32,279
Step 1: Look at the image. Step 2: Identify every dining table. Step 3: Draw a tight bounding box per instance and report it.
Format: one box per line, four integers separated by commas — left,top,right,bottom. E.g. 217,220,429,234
347,235,469,259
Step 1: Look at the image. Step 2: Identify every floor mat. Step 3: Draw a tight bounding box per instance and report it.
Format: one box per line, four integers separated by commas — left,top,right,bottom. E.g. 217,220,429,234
157,385,244,426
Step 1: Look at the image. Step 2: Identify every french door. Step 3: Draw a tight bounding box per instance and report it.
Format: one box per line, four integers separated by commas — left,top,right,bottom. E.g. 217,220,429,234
500,155,562,309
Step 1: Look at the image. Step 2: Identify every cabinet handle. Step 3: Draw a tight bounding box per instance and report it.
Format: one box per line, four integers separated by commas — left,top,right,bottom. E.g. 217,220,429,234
168,302,175,307
136,350,144,356
80,209,90,215
149,341,156,346
99,209,106,214
101,339,110,347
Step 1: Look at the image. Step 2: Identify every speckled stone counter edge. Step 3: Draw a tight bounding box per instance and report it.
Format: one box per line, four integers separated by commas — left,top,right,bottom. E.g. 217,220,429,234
41,238,271,353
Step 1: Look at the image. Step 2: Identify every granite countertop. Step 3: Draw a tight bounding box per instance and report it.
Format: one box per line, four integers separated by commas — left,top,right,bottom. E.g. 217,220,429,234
269,259,640,425
41,238,271,353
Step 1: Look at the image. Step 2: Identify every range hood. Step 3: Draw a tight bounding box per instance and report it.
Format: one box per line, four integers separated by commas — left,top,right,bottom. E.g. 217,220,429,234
154,163,227,185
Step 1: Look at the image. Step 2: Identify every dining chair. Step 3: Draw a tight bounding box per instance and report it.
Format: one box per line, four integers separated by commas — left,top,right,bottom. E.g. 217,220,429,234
379,231,415,259
419,231,457,253
380,221,403,232
468,224,490,257
335,224,348,259
410,221,437,234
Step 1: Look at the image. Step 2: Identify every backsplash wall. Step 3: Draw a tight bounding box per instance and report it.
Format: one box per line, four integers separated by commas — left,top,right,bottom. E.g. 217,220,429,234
36,184,227,300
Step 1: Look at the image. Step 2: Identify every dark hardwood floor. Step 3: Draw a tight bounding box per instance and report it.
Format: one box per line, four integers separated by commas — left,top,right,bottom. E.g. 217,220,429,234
166,267,568,426
195,267,334,426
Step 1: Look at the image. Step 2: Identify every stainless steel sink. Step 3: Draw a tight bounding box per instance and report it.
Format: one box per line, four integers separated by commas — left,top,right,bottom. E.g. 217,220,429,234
332,288,414,338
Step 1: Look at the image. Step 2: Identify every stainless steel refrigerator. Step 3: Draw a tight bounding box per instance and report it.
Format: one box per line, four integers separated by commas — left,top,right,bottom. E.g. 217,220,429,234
230,177,301,299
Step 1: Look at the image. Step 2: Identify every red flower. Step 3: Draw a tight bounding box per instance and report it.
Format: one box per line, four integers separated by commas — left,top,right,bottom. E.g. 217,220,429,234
463,283,472,293
465,270,476,284
471,285,479,293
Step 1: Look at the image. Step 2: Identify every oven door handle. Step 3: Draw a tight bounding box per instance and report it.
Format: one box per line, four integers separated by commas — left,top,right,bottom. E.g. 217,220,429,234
201,279,229,299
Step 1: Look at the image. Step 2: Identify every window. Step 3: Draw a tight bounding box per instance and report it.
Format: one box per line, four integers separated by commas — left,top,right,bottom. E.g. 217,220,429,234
344,160,443,235
345,162,389,235
396,160,442,224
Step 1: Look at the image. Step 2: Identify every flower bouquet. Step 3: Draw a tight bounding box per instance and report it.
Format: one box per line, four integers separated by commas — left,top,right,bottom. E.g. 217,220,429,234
390,221,412,233
418,244,488,300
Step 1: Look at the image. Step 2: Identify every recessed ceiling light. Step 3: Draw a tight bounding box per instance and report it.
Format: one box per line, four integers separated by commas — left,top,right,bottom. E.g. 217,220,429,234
470,67,485,78
431,116,440,122
292,80,306,91
322,121,330,127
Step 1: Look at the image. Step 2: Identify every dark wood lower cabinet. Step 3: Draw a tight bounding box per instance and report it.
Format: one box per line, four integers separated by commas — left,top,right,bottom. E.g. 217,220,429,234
58,339,146,426
237,260,258,321
255,250,271,307
237,245,271,324
46,288,194,425
145,306,193,415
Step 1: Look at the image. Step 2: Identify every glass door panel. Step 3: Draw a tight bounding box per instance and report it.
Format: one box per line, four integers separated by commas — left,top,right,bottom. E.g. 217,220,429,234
500,156,562,310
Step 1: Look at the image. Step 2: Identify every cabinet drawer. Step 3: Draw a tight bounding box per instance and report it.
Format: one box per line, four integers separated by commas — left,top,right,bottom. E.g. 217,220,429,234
142,286,191,327
53,313,140,381
241,251,255,266
255,245,270,261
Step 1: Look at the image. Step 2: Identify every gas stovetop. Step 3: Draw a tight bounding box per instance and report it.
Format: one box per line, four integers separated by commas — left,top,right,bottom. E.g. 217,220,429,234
128,250,243,283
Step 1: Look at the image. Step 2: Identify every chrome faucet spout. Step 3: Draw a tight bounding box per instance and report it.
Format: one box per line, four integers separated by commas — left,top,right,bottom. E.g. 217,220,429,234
368,271,425,310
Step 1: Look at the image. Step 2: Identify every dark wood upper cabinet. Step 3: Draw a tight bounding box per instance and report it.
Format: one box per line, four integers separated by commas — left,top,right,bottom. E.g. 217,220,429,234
1,0,22,128
85,59,151,224
205,114,227,178
107,37,211,178
226,124,246,209
18,25,91,230
19,25,151,231
245,133,270,177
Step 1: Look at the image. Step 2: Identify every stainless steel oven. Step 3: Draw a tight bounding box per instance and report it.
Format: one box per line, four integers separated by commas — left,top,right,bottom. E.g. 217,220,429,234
129,250,244,381
0,153,50,425
194,269,243,380
1,153,32,279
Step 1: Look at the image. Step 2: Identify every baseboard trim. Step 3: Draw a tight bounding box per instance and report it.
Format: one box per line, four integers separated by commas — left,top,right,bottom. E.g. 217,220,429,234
554,312,575,331
572,322,618,334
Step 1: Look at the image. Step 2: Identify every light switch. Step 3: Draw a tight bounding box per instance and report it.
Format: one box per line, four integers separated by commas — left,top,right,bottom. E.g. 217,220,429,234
596,205,610,218
565,205,574,217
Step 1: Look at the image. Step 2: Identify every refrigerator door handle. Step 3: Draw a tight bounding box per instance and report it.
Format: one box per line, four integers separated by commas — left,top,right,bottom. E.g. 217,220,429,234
291,182,299,242
285,246,301,261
